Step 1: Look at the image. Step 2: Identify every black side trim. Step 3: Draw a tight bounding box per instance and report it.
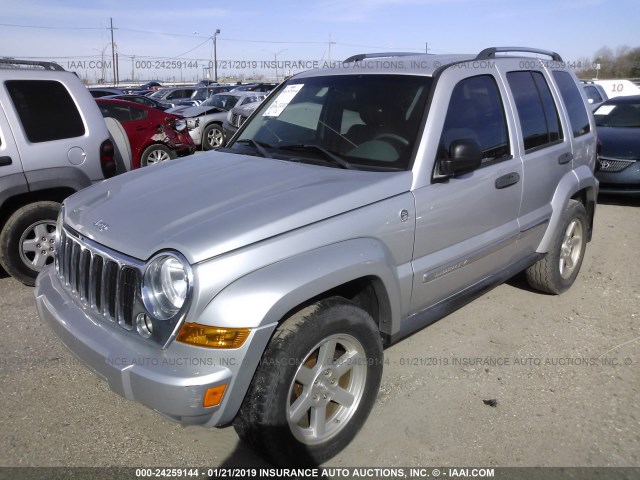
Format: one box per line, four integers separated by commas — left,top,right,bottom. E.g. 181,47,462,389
384,252,545,347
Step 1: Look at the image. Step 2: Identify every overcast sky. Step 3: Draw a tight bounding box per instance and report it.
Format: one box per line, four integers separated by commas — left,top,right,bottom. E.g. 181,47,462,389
1,0,637,82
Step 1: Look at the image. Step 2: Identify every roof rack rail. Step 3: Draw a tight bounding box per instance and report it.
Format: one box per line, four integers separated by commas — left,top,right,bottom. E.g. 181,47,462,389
0,58,65,71
476,47,563,62
343,52,422,63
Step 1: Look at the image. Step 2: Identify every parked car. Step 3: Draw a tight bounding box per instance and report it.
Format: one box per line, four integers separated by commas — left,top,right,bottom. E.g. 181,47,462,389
593,95,640,195
232,82,279,93
88,87,126,98
35,47,597,466
222,100,262,142
171,85,237,109
102,94,171,111
124,81,162,94
195,79,219,88
96,99,195,168
581,81,608,111
0,59,116,285
149,87,197,108
181,91,266,149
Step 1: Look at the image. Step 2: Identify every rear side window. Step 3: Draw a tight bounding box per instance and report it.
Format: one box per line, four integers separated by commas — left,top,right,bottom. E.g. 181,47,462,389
438,75,510,163
553,71,591,137
6,80,85,143
507,71,563,152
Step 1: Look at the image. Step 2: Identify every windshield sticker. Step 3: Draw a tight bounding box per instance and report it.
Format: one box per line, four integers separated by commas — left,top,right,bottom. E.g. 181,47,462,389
263,84,304,117
595,105,615,116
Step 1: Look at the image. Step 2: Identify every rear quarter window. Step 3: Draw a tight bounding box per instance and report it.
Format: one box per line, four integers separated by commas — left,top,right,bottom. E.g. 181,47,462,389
553,71,591,137
6,80,85,143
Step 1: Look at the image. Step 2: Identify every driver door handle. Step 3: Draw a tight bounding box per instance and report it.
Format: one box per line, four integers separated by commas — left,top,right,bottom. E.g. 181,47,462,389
495,172,520,189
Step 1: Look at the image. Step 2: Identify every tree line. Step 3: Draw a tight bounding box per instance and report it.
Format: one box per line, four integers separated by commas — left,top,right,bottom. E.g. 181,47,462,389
576,46,640,79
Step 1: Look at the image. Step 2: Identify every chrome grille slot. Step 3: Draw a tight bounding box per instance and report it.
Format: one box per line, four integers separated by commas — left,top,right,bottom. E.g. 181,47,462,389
56,227,141,330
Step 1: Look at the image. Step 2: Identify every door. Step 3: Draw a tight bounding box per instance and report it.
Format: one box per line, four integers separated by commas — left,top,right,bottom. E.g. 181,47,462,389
410,73,523,313
0,100,24,179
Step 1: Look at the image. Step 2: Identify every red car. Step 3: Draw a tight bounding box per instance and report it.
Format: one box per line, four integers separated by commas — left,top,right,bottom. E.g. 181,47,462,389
96,98,195,169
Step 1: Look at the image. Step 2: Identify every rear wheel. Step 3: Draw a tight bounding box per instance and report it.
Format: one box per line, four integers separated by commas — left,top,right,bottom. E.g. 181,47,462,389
233,297,383,466
0,201,60,286
526,200,587,294
140,144,176,167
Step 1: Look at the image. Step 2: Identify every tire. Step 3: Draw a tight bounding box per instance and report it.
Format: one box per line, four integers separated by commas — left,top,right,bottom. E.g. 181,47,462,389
0,201,61,286
233,297,383,466
202,124,224,150
526,200,588,294
140,144,176,167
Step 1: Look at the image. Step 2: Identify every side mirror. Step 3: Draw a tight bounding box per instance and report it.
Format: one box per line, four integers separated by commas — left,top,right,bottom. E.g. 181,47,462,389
439,139,482,176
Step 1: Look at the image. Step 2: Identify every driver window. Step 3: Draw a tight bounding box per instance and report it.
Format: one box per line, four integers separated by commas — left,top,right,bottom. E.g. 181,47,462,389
438,75,510,164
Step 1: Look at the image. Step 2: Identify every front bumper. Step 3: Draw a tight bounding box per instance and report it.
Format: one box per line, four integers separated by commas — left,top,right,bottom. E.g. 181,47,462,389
34,266,274,427
596,161,640,196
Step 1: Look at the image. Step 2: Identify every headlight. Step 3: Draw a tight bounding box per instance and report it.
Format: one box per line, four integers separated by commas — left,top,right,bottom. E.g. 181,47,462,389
175,119,187,131
142,252,192,320
186,118,199,130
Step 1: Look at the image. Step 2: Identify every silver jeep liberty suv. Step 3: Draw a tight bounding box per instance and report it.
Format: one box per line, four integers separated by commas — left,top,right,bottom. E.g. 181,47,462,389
35,47,598,466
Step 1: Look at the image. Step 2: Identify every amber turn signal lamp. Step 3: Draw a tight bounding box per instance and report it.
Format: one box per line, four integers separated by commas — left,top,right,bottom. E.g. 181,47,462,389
203,384,227,408
176,323,250,348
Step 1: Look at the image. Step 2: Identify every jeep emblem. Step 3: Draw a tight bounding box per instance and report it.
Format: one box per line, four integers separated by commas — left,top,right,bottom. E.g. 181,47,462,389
93,220,109,232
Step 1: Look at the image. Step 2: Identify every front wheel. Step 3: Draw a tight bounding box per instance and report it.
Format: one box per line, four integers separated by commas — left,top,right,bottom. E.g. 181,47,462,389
526,200,588,294
202,124,224,150
233,297,383,466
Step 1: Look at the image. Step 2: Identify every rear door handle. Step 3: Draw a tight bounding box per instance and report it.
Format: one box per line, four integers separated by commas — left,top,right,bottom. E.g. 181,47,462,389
558,152,573,164
0,156,12,167
495,172,520,189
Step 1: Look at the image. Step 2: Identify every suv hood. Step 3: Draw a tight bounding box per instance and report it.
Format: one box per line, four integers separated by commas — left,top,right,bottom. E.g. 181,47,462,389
63,153,412,264
180,105,225,118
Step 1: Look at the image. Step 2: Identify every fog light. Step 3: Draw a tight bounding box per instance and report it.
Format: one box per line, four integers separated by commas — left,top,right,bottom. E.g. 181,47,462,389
203,384,227,408
136,313,153,338
176,323,250,349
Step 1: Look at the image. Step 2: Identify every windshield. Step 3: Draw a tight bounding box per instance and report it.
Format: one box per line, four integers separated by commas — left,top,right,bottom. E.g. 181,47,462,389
202,94,240,110
594,100,640,127
229,74,433,171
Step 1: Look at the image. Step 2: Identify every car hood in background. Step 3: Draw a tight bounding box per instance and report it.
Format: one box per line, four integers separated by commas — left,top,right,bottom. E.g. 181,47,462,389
597,126,640,160
63,153,412,264
178,105,226,118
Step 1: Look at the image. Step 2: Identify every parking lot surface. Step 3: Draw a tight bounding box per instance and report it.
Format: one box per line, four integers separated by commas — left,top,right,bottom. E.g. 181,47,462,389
0,197,638,468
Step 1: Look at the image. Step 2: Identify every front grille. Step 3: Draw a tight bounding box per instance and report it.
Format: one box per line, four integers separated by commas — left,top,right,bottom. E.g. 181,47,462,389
230,113,239,127
55,227,142,330
598,157,635,173
238,115,248,127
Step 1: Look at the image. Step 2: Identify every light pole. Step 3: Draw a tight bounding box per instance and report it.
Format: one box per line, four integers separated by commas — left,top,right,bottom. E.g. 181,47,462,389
263,48,287,81
210,29,221,83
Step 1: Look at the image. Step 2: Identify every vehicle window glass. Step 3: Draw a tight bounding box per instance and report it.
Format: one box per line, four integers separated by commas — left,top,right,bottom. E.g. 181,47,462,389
438,75,510,163
236,74,433,171
594,100,640,127
507,71,562,151
6,80,85,143
532,72,563,143
585,85,602,103
552,71,591,137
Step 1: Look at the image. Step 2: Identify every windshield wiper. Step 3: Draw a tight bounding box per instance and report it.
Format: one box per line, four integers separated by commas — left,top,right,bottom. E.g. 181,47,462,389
276,144,355,170
235,139,273,158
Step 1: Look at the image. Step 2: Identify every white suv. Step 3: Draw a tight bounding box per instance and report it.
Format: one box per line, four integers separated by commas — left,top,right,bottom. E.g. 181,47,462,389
0,59,115,285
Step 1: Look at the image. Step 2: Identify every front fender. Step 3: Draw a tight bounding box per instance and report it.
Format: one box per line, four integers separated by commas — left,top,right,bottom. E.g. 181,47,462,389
537,165,598,253
197,238,402,335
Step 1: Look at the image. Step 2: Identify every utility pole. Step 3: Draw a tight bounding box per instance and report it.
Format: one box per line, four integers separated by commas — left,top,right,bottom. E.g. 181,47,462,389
131,55,135,82
328,33,336,63
425,42,429,54
110,18,116,86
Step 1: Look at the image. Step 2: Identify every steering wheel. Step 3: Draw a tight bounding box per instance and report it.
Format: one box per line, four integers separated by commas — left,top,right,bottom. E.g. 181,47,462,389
372,133,410,147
